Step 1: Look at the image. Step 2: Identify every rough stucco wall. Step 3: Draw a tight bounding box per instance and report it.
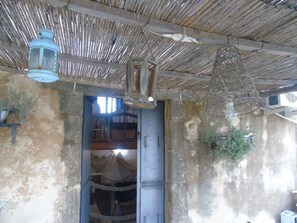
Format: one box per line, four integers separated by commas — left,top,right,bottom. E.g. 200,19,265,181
167,100,297,223
0,72,66,223
60,92,83,223
166,100,189,223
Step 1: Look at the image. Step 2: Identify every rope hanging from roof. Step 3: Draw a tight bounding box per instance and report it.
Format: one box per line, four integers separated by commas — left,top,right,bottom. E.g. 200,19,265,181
204,45,262,121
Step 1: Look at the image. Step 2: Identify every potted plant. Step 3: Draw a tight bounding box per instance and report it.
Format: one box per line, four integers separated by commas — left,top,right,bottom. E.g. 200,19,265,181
0,89,37,124
201,126,253,162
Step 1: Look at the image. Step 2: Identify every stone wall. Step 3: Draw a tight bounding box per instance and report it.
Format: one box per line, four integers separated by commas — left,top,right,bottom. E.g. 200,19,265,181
166,99,297,223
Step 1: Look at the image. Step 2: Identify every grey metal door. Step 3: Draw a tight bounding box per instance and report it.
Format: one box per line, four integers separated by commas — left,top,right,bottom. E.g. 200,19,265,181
80,97,92,223
137,102,164,223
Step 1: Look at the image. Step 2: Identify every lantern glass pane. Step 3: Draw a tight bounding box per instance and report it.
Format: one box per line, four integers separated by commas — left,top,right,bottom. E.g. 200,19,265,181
42,48,55,71
29,48,40,69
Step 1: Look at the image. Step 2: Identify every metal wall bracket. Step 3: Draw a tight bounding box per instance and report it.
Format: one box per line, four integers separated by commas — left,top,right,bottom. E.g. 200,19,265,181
0,123,20,144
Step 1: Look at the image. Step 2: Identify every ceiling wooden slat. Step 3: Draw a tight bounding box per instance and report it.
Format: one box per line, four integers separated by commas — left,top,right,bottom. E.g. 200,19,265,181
66,0,297,56
0,65,208,99
2,0,297,95
260,84,297,97
0,40,295,86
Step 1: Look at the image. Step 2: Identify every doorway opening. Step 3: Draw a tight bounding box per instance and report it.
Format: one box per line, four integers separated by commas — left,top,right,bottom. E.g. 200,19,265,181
82,96,165,223
89,96,138,223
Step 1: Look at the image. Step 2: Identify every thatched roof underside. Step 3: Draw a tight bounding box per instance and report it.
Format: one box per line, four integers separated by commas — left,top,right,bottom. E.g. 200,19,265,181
1,0,297,96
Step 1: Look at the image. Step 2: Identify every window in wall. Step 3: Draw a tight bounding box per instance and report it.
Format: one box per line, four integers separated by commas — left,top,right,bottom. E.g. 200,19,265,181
97,97,122,113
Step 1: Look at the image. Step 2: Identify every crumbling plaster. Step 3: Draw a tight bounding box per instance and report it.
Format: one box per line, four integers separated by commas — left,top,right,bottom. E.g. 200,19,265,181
166,99,297,223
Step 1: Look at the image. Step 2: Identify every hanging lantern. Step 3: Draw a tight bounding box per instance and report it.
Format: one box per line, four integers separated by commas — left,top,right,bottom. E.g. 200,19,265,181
204,45,263,120
28,29,60,83
124,57,158,109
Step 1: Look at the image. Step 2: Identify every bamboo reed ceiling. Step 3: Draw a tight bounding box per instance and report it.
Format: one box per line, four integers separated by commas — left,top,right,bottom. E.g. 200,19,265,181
1,0,297,95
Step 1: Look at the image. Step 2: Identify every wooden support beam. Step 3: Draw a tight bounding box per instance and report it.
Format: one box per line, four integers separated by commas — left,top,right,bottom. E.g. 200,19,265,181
3,65,297,99
46,0,68,7
61,52,125,70
262,107,286,116
0,66,27,75
0,65,124,90
0,41,295,86
0,66,207,98
66,0,297,57
260,84,297,97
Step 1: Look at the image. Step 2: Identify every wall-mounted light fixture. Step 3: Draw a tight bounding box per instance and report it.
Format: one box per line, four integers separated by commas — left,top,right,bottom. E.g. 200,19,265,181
28,29,60,83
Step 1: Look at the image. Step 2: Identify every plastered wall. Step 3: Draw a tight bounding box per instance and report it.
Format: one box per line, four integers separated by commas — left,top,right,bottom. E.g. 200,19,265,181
1,71,296,223
166,99,297,223
0,72,83,223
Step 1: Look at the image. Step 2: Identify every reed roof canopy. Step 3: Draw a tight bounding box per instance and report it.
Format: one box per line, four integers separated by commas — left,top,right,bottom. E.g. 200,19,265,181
1,0,297,97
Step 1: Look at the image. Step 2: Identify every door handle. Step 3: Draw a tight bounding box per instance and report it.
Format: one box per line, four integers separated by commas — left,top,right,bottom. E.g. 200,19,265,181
144,136,147,147
158,136,160,147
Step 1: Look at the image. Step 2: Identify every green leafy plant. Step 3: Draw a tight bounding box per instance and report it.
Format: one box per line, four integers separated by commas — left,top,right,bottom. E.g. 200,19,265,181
201,126,252,162
0,89,38,123
201,127,219,148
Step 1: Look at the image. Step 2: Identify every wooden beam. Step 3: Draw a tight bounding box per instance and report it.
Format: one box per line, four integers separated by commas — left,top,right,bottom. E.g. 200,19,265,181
0,65,124,90
4,64,297,100
0,40,126,71
161,70,210,82
260,84,297,97
61,52,125,70
0,66,27,75
46,0,68,7
67,0,297,57
157,88,206,99
0,66,206,98
4,65,297,99
0,41,27,52
262,107,286,116
0,41,295,86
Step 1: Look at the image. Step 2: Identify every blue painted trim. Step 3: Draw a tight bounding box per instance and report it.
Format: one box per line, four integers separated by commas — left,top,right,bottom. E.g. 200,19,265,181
29,39,60,52
27,69,59,83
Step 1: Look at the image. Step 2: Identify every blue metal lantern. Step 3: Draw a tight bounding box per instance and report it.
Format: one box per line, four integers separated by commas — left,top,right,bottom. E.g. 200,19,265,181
28,29,60,82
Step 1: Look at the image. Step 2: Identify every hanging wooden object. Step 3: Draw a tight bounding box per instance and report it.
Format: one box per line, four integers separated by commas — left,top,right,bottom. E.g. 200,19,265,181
124,57,158,109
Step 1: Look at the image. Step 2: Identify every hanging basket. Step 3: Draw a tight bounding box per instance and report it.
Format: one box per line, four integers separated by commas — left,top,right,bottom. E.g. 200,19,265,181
204,45,263,119
124,57,158,109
